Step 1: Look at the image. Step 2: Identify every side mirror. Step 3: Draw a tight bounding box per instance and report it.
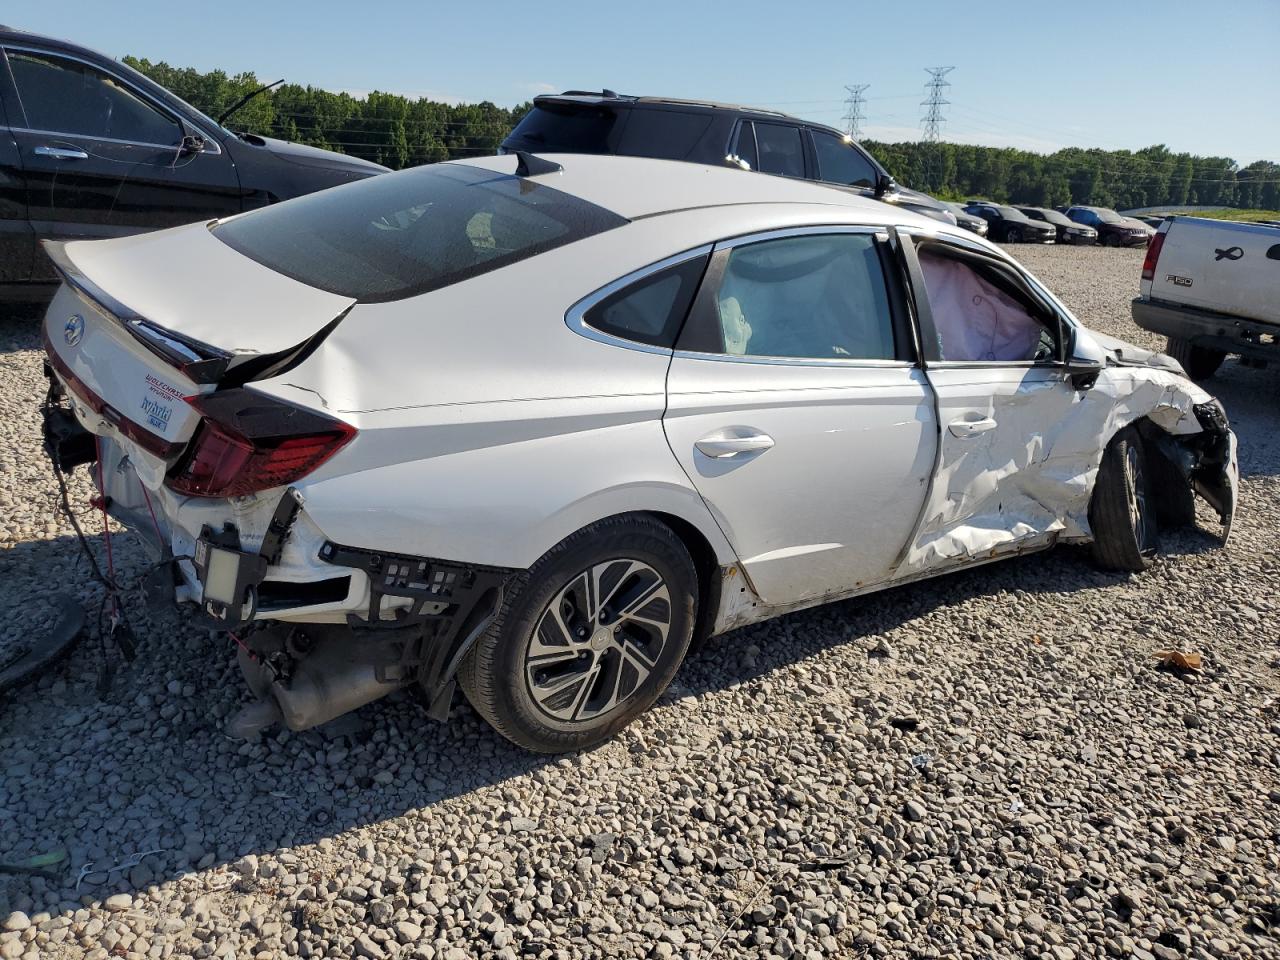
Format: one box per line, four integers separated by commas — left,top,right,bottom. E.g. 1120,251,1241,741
1064,327,1105,389
874,173,895,198
180,131,206,155
723,154,751,171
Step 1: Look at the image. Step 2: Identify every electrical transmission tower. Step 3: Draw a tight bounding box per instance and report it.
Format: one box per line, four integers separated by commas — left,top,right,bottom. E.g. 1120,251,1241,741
920,67,955,142
843,84,869,138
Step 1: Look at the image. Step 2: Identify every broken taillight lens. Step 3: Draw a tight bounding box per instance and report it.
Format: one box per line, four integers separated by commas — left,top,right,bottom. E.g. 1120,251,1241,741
1141,231,1166,282
166,388,355,498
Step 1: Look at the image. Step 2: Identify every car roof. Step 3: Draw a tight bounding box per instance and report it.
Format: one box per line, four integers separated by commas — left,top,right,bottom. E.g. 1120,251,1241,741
532,91,848,140
455,153,938,228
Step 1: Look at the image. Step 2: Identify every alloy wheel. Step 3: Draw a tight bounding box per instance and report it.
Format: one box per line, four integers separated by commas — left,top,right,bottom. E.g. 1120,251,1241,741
524,559,672,723
1126,443,1157,555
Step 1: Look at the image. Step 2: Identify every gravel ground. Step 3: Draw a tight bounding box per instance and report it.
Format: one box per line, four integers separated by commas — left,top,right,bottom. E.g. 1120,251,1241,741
1,243,1277,960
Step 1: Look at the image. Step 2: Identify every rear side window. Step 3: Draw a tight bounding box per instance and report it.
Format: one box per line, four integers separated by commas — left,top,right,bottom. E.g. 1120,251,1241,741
754,123,805,178
503,103,617,153
811,130,877,187
7,50,181,145
583,255,708,347
214,163,628,303
616,110,713,160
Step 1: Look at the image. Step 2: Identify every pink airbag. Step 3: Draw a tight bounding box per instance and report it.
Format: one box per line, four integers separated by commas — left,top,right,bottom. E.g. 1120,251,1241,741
919,251,1043,362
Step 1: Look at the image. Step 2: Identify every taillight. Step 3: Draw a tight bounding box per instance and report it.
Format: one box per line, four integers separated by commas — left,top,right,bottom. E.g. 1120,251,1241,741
1141,231,1166,281
166,388,355,498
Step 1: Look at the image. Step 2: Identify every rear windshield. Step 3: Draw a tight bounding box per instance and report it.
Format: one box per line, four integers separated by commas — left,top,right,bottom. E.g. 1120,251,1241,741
213,163,627,302
504,103,618,153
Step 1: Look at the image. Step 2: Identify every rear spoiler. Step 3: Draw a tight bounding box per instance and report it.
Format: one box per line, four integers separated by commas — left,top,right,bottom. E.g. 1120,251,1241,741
43,239,233,384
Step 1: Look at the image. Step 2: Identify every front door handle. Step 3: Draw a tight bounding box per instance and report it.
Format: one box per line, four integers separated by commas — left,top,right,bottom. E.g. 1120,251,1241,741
34,145,89,160
695,431,775,458
948,417,998,438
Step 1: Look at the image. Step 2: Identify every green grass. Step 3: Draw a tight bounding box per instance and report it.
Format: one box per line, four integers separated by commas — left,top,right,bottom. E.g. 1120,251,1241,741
1174,208,1280,223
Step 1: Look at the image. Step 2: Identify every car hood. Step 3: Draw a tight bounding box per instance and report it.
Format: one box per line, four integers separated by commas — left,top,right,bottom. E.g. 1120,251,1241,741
232,134,390,175
1086,329,1183,373
1118,218,1153,232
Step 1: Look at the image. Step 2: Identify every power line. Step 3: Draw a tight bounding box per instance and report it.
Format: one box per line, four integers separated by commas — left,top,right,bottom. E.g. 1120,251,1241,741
843,84,869,138
920,67,954,143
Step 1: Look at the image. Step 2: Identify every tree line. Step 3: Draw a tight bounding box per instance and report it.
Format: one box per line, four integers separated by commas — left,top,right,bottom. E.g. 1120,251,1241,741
127,57,1279,211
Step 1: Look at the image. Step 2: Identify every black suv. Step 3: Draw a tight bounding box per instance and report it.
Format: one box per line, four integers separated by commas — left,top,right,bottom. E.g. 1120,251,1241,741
501,91,957,226
0,27,388,301
963,203,1056,244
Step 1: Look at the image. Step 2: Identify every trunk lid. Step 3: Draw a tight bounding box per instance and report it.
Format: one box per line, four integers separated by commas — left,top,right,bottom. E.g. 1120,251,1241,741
43,223,354,456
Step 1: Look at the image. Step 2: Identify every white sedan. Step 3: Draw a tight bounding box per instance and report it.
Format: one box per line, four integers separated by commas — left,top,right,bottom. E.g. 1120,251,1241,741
39,153,1237,753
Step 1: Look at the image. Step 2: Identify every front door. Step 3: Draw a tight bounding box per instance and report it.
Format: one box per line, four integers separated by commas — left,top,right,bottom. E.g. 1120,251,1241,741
2,47,242,281
662,227,937,605
897,234,1080,576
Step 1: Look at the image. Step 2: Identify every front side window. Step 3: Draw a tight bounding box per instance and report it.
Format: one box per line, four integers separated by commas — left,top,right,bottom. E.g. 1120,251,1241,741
214,162,628,302
753,122,805,178
7,50,181,145
683,233,896,361
583,255,708,347
811,130,877,187
917,246,1059,363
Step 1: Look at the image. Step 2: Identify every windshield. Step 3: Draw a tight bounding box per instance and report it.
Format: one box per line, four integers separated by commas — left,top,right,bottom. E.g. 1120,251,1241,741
214,162,628,302
1095,208,1124,223
1032,208,1072,226
995,205,1028,221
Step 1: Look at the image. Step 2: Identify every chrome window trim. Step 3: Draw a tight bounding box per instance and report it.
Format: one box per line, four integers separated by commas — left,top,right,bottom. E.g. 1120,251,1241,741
564,244,714,357
671,223,909,369
3,45,222,154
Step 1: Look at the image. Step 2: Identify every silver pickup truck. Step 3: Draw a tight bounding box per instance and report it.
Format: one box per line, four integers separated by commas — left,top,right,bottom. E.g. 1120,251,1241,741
1132,216,1280,380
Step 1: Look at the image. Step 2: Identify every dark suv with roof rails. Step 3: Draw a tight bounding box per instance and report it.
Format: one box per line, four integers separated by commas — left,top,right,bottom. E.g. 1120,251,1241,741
0,26,387,302
500,90,958,227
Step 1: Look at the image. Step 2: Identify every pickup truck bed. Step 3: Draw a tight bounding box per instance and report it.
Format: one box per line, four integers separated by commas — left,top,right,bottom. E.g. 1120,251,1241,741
1132,216,1280,380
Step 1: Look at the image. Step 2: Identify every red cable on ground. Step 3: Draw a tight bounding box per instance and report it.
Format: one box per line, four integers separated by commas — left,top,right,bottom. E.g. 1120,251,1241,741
94,437,116,592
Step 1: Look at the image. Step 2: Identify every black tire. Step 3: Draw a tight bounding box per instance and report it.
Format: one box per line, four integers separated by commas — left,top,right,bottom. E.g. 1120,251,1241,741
1166,337,1226,382
1104,233,1121,247
1005,227,1021,243
457,515,696,753
1090,427,1159,572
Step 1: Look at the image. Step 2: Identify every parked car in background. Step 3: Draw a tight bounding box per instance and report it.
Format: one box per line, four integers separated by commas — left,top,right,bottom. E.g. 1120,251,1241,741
40,153,1237,752
1061,206,1154,247
500,90,959,226
1133,216,1280,379
964,203,1056,243
940,201,989,236
0,26,387,302
1018,206,1097,245
1131,214,1168,229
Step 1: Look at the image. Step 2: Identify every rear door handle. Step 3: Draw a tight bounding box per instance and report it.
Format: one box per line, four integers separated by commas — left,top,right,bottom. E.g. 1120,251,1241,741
948,417,998,438
34,145,89,160
695,431,775,458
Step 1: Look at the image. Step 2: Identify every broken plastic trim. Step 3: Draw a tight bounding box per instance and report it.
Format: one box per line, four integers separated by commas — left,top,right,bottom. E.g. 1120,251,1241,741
318,542,513,719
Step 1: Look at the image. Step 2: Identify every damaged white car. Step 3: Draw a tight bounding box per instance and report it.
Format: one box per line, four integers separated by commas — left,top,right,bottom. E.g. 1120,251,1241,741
39,153,1238,753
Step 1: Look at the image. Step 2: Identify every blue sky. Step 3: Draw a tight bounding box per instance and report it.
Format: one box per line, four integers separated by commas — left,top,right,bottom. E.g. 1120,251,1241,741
11,0,1278,163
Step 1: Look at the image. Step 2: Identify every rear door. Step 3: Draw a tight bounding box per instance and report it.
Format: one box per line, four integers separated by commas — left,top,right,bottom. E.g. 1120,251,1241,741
2,45,241,280
0,59,33,283
663,226,936,605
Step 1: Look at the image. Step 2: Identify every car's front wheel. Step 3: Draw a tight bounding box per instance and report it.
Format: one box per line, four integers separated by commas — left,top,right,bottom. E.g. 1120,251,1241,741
1089,427,1158,572
1005,227,1021,243
457,516,696,753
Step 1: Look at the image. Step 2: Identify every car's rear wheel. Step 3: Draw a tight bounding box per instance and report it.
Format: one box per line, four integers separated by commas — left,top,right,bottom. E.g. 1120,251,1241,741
1090,427,1159,572
1166,337,1226,381
457,515,696,753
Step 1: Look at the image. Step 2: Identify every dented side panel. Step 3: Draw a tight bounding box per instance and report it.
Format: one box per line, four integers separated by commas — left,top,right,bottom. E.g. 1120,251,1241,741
895,361,1234,577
